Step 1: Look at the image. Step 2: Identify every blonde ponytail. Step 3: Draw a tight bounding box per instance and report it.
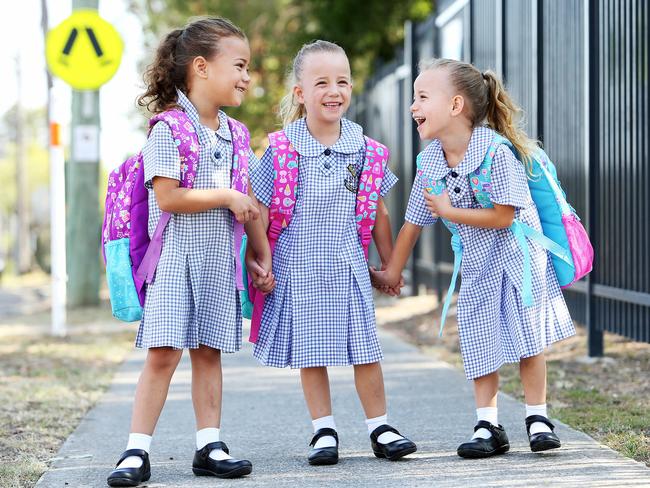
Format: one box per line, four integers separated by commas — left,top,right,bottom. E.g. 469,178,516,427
482,70,538,176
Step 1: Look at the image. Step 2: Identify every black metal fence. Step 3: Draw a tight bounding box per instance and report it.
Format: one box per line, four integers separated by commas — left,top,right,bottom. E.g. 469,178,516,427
352,0,650,354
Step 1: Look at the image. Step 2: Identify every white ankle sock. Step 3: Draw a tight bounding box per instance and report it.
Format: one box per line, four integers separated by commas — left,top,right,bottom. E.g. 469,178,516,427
526,404,552,434
365,414,404,444
196,427,233,461
312,415,337,449
472,407,498,440
117,433,151,469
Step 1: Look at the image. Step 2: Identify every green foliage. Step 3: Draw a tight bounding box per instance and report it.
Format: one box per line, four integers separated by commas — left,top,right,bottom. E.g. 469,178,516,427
128,0,432,150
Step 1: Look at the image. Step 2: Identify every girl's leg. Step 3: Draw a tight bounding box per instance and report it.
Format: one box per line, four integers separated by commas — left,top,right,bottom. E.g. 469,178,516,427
353,362,386,418
189,345,223,429
300,367,337,450
188,345,234,460
130,347,183,433
519,353,547,405
353,362,407,444
471,371,499,440
520,353,553,435
301,367,332,419
117,347,183,469
473,371,499,408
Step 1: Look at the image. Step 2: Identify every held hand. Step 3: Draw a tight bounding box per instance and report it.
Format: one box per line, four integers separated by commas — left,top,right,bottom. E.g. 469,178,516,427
229,191,260,224
245,247,276,294
423,189,452,219
369,266,402,296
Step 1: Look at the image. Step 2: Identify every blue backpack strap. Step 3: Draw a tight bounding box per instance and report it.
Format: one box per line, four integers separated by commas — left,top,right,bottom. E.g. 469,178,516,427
416,151,462,336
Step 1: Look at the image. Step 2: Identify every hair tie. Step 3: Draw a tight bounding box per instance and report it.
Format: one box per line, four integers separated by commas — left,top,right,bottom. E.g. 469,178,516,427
482,72,489,81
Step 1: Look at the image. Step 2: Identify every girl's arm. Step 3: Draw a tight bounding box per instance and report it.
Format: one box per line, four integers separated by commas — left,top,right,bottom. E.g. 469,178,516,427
424,190,514,229
245,185,275,293
370,222,422,288
371,198,393,265
152,176,260,223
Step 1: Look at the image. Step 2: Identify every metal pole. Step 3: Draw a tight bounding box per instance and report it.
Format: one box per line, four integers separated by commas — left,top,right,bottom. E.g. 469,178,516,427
66,0,101,307
586,0,603,357
50,81,67,336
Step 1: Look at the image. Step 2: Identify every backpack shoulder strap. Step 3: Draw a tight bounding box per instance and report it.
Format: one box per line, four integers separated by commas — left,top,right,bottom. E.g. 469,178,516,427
267,130,299,238
226,116,251,291
468,133,508,209
356,136,388,259
226,117,251,194
149,109,199,189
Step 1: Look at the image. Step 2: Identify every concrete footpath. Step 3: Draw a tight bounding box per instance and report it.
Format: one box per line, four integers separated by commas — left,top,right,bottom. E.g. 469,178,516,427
36,317,650,487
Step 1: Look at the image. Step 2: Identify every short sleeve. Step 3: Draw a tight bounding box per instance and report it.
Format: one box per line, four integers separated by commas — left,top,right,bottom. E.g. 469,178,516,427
143,122,180,189
249,146,274,207
404,176,438,226
489,144,529,208
380,164,398,198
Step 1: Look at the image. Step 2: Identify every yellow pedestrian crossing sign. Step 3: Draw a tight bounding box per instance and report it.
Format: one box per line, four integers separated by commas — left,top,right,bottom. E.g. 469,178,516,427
46,10,123,90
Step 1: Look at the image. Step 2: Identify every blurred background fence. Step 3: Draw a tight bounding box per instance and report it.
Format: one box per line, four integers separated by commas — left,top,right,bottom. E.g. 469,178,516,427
351,0,650,355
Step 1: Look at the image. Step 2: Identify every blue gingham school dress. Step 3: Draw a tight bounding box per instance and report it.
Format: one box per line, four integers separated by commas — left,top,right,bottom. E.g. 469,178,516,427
249,118,398,368
135,90,258,352
406,126,575,380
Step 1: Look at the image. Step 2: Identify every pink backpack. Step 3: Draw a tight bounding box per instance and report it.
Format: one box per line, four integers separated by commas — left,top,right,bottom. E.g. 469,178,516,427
102,109,250,321
246,130,388,342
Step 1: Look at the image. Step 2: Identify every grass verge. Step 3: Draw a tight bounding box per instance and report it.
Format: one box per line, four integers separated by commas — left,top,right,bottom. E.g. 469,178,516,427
0,308,134,488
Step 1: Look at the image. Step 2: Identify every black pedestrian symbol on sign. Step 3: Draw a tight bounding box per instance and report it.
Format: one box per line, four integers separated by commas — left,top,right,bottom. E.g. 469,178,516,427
60,26,111,66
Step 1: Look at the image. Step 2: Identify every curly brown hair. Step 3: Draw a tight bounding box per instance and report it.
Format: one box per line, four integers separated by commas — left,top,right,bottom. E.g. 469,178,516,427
137,17,246,114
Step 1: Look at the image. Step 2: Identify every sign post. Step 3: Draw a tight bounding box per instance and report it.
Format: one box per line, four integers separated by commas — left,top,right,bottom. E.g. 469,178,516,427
45,3,123,325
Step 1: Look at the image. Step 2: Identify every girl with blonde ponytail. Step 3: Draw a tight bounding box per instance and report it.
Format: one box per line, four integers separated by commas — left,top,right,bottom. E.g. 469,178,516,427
372,58,575,459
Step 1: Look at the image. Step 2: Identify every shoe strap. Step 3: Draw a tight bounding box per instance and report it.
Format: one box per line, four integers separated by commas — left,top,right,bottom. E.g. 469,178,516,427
309,427,338,447
202,441,230,455
116,448,148,467
525,415,555,434
474,420,502,434
370,424,401,443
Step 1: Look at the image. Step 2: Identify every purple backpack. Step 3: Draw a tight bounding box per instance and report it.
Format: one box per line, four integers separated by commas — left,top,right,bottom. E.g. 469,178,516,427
102,109,250,321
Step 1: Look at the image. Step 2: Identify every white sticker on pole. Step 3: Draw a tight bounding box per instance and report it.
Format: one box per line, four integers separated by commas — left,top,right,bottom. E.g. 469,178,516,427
73,125,100,162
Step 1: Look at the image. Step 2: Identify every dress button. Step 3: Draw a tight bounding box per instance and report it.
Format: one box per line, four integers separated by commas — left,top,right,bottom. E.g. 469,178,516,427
454,187,461,194
450,171,458,178
213,150,221,159
324,148,332,156
324,162,331,169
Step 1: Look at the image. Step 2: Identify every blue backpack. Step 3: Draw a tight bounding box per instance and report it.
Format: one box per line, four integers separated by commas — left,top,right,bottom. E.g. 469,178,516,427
417,133,593,335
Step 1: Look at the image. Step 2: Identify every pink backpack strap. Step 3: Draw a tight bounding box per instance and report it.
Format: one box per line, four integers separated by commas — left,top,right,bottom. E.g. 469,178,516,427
136,109,199,288
249,129,299,343
227,117,251,291
357,136,388,259
267,130,300,241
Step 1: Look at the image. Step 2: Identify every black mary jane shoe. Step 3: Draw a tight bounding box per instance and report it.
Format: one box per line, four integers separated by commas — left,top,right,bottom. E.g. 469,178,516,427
370,425,417,461
106,449,151,487
526,415,561,452
192,441,252,478
457,421,510,459
308,428,339,465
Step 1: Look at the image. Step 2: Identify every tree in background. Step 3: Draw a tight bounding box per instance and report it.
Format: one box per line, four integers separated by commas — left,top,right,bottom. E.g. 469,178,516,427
128,0,432,149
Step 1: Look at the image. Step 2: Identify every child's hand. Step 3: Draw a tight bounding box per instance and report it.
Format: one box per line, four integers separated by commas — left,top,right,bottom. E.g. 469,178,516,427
369,266,403,296
423,189,452,219
229,191,260,223
245,248,275,294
